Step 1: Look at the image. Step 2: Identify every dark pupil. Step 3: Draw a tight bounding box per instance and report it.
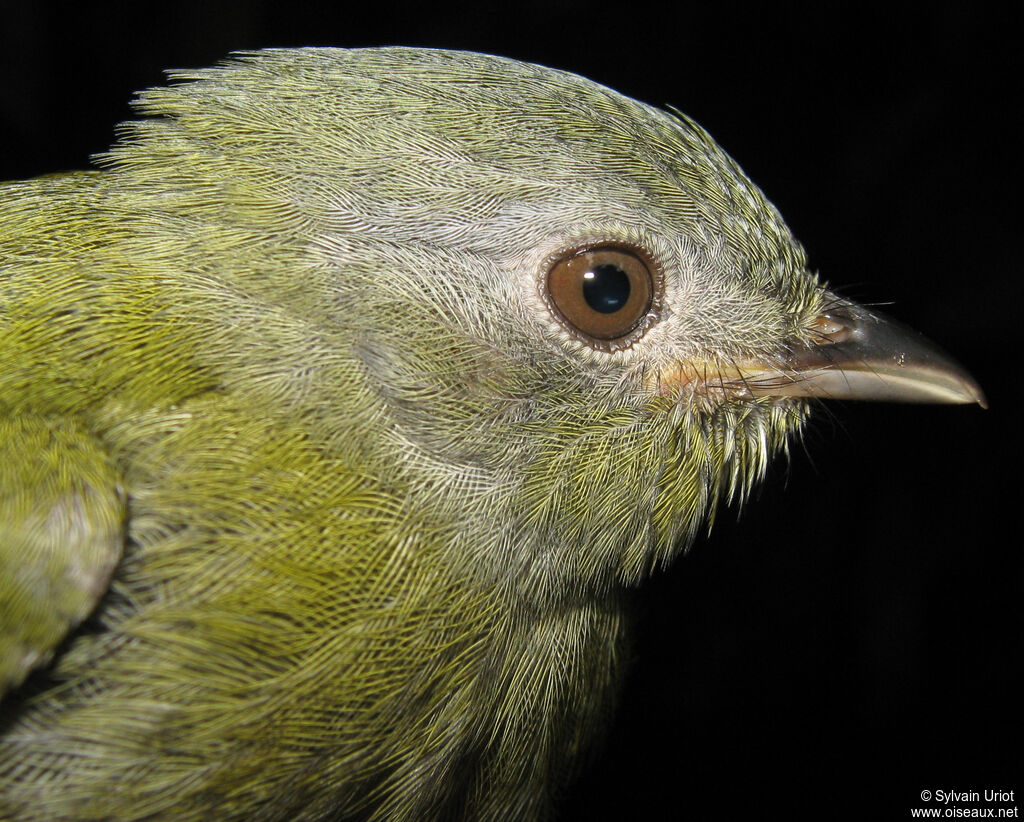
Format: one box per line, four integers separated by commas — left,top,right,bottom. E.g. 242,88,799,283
582,264,630,314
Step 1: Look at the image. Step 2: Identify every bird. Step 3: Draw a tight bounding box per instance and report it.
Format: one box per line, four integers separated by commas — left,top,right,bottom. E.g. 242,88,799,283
0,47,983,821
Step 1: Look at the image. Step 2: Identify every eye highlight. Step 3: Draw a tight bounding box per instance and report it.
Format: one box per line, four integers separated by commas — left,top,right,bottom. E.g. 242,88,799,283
546,246,655,347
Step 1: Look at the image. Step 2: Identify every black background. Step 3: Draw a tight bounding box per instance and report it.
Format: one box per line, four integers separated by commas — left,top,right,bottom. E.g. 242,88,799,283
1,3,1019,820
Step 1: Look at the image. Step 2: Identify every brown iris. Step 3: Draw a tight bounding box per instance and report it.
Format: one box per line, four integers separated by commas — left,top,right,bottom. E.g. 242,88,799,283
546,246,654,345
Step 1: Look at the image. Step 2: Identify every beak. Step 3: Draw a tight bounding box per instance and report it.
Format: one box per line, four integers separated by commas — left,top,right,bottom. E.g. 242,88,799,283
659,299,986,408
747,300,987,407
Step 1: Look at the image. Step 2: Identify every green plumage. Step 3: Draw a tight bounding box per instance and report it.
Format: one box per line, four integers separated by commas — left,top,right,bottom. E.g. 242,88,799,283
0,47,970,820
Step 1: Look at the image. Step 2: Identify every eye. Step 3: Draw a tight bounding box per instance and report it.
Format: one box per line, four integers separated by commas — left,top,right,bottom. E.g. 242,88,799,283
546,246,655,345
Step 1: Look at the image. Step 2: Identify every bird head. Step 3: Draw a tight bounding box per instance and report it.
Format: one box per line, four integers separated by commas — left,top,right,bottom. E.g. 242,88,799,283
100,47,982,608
